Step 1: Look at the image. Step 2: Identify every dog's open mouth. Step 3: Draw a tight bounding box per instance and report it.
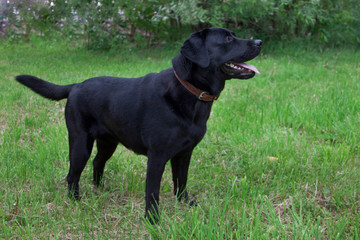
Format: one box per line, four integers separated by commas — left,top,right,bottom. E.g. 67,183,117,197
221,62,260,78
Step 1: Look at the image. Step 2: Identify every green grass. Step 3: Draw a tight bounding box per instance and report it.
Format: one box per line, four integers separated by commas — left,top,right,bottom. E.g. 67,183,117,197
1,38,360,239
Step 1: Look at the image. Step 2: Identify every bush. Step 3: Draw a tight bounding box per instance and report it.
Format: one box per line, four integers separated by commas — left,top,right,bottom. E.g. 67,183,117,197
1,0,359,49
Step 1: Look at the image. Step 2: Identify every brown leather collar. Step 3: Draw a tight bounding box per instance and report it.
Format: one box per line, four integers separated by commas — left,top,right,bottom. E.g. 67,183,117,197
173,70,219,101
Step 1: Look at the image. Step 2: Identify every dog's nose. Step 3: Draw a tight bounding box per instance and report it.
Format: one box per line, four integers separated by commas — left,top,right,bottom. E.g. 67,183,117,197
254,40,262,47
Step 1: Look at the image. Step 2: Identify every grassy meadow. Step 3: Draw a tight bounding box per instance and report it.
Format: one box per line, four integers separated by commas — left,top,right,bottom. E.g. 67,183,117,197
0,38,360,239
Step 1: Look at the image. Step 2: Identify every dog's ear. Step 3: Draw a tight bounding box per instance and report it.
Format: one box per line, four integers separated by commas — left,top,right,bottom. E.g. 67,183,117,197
181,30,210,68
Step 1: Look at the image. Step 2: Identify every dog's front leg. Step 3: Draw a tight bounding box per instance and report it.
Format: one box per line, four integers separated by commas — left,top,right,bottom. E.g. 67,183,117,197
171,150,193,203
145,154,167,224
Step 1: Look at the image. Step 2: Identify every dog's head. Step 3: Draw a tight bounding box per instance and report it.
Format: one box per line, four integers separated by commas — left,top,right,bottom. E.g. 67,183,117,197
178,28,261,80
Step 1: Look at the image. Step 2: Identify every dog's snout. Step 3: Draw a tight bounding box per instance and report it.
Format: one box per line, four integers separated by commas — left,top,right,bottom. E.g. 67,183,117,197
254,40,262,47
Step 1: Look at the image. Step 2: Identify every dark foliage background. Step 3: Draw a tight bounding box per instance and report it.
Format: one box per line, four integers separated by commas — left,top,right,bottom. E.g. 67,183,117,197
1,0,359,49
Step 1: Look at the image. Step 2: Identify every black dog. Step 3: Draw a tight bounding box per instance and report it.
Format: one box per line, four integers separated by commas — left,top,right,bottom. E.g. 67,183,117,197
15,28,261,223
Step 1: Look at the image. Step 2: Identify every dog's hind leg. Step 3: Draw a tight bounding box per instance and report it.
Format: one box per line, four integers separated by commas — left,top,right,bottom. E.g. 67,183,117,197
93,139,117,186
66,131,94,200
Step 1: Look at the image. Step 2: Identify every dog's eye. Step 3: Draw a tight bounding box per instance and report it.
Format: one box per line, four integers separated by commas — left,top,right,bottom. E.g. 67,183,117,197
225,36,233,43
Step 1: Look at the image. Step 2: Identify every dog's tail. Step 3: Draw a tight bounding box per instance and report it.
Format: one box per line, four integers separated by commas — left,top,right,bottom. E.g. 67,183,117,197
15,75,75,101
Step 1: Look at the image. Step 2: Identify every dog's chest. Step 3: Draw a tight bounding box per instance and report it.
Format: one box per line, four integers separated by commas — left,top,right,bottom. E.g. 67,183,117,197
191,125,207,146
180,117,208,149
186,103,212,144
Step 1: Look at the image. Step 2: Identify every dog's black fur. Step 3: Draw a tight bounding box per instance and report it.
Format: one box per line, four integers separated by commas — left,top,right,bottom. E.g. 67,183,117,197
15,28,261,223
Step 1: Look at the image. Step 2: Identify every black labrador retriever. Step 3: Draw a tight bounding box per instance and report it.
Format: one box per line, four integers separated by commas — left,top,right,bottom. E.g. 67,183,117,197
15,27,261,223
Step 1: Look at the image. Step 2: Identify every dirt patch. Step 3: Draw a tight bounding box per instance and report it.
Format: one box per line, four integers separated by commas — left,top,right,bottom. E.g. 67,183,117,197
0,112,9,146
274,197,292,224
302,182,337,213
0,123,9,134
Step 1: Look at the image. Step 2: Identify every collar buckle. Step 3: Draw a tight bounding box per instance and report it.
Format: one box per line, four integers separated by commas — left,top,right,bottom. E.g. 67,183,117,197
198,91,209,100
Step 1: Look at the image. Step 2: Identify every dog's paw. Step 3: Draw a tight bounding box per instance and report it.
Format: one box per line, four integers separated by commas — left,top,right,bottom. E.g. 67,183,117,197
93,181,104,188
145,212,160,225
188,199,197,207
68,191,81,201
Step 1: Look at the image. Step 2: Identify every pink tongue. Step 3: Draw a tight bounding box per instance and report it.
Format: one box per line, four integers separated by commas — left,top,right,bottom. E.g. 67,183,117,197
239,63,260,74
